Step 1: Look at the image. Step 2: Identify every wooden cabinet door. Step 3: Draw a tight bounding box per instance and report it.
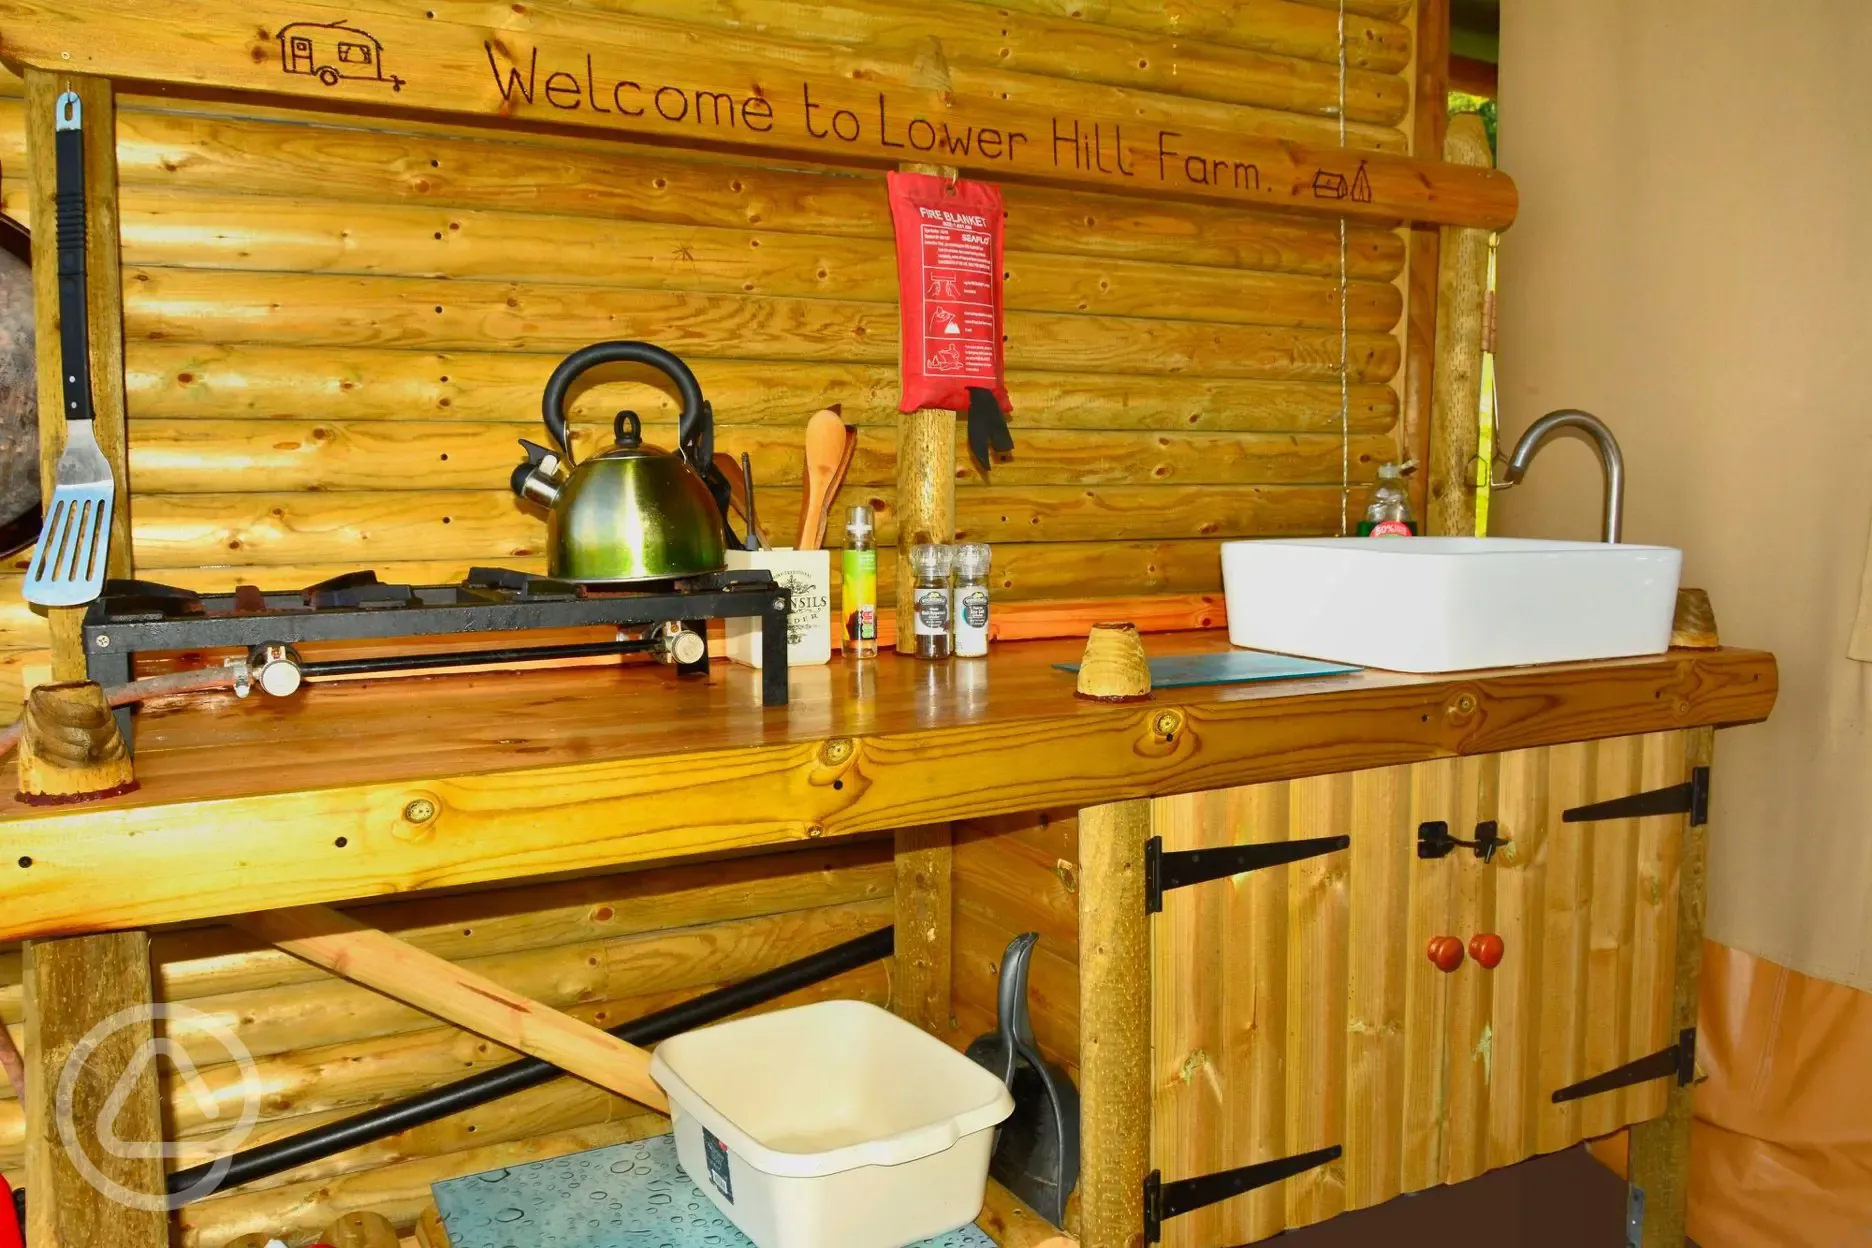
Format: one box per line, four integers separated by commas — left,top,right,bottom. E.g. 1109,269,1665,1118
1149,731,1693,1247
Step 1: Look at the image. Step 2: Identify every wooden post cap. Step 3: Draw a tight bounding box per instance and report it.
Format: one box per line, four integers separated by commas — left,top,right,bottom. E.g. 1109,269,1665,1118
321,1211,400,1247
1075,622,1152,702
15,680,137,804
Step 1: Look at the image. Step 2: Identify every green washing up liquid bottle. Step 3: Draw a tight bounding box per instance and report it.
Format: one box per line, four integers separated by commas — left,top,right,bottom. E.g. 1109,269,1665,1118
1358,462,1418,536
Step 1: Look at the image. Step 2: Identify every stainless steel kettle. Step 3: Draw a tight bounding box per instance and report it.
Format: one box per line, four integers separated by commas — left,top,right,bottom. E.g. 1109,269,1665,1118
510,342,730,583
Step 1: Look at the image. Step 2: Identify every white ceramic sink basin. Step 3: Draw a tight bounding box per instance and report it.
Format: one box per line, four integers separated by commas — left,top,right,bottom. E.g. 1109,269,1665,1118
1221,537,1683,673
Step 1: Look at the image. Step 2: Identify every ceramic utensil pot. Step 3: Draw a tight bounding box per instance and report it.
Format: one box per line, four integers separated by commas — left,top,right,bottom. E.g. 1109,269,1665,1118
511,341,729,583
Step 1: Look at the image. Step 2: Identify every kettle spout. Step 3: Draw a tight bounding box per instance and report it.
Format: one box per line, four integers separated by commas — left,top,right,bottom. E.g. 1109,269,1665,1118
511,439,564,508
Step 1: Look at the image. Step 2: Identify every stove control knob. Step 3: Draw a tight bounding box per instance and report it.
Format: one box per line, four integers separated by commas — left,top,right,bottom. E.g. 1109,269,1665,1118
664,626,707,666
246,643,306,698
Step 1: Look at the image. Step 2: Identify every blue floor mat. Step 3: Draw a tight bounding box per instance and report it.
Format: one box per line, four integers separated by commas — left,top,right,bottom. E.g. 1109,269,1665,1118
432,1132,998,1248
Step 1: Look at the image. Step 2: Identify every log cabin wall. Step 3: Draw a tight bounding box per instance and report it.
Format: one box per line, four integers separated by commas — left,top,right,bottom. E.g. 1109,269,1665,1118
0,839,897,1246
0,0,1429,721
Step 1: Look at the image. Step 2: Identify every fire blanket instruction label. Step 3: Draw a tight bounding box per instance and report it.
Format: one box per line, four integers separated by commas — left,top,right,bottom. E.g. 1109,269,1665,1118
917,213,998,383
887,171,1009,414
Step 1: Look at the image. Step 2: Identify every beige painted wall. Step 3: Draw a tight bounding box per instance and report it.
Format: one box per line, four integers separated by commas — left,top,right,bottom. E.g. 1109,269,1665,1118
1497,0,1872,991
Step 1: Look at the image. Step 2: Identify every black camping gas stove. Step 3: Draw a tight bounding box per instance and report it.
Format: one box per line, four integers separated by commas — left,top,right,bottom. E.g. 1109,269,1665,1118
82,567,791,750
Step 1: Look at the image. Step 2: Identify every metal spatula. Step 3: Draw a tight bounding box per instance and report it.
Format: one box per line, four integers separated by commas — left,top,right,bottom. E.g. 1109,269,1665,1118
24,91,114,607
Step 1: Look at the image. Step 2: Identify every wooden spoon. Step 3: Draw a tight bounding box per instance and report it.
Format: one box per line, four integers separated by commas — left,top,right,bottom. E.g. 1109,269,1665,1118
795,403,846,551
813,424,859,550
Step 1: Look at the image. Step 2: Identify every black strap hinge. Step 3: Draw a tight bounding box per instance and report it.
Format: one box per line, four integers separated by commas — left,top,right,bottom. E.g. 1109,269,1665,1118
1552,1028,1696,1104
1143,1146,1341,1243
1563,767,1709,827
1145,834,1350,914
1417,819,1502,863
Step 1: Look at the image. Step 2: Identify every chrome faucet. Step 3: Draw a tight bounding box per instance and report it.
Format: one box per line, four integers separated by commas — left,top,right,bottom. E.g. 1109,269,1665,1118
1492,409,1625,543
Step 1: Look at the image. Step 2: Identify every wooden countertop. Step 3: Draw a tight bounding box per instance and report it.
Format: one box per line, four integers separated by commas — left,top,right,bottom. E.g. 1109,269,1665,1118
0,634,1775,942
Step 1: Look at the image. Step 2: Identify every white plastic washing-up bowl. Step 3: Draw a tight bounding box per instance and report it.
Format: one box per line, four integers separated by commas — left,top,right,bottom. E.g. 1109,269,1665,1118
650,999,1016,1248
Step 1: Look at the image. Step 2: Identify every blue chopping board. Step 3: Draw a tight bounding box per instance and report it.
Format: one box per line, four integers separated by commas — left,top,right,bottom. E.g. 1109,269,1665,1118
1055,649,1359,688
431,1133,998,1248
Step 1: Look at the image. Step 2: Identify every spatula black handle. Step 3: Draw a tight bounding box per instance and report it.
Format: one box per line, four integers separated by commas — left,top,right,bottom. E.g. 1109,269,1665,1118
54,93,94,427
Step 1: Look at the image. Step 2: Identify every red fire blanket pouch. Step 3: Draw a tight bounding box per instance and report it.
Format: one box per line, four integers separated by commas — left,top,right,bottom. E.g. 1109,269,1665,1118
0,1174,21,1248
886,171,1014,472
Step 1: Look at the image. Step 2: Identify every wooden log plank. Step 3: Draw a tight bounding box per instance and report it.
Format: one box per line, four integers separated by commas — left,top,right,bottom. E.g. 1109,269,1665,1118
952,905,1079,1075
1283,772,1349,1229
207,0,1413,155
1075,797,1151,1248
891,823,954,1037
1627,726,1713,1248
1425,114,1496,537
234,904,668,1111
166,902,890,1069
1623,731,1687,1125
1149,787,1230,1248
0,539,1245,636
952,816,1079,978
116,267,1403,382
174,1118,668,1248
0,648,1780,943
0,1,1519,228
555,0,1411,119
123,342,1401,433
10,971,876,1175
0,94,1415,280
1534,741,1594,1153
124,422,1392,493
1401,0,1449,520
1441,754,1500,1185
1485,747,1549,1169
95,842,888,1010
24,72,133,679
110,187,1404,331
1399,758,1457,1191
1232,780,1293,1241
1580,735,1642,1141
22,933,168,1247
11,100,1411,279
972,0,1413,72
1288,0,1413,19
11,964,883,1171
1343,765,1411,1212
145,968,884,1186
978,1177,1078,1247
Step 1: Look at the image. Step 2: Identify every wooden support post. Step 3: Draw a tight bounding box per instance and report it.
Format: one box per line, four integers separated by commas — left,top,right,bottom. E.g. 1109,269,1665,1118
24,71,132,679
1425,112,1495,538
235,903,669,1112
1401,0,1450,521
894,161,959,654
1076,798,1152,1248
416,1206,456,1248
1627,725,1715,1248
892,823,954,1036
21,933,169,1248
322,1210,402,1247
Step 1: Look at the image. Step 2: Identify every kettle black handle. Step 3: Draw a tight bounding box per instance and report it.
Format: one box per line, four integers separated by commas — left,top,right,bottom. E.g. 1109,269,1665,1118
541,341,710,469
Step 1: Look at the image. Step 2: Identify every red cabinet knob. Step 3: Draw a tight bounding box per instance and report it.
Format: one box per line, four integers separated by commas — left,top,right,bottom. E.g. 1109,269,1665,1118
1469,933,1505,970
1426,935,1465,972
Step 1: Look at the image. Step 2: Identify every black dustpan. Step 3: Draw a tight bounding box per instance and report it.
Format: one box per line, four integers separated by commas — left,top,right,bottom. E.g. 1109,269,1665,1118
964,932,1080,1227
